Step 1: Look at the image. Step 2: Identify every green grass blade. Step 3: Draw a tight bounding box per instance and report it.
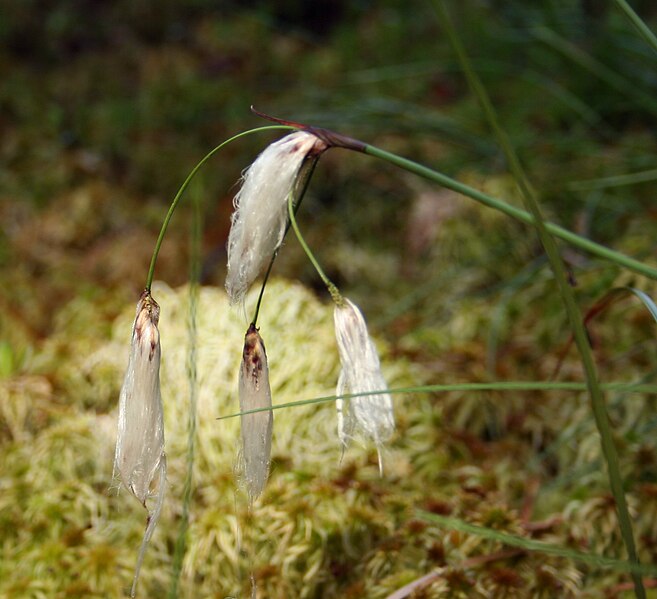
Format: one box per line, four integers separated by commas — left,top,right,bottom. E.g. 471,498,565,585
568,168,657,191
532,26,657,118
216,381,657,420
433,4,646,595
417,512,657,578
614,0,657,56
145,125,294,290
167,183,203,598
624,287,657,322
360,146,657,281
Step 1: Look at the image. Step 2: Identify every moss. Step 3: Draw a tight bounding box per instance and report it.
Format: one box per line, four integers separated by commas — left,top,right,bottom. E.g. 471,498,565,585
3,277,655,596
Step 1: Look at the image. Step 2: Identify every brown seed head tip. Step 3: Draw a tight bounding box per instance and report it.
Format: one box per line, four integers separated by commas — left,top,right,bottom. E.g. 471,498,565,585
250,105,300,128
309,136,329,156
284,133,328,158
138,290,161,326
249,106,364,153
243,324,266,360
135,291,161,355
305,127,365,153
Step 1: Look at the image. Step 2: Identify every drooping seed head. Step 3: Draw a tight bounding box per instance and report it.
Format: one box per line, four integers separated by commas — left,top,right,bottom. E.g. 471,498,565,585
114,290,166,504
333,298,395,473
226,131,328,304
238,323,273,502
113,290,167,597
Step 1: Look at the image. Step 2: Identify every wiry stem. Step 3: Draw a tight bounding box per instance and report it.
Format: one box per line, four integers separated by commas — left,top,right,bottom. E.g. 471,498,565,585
145,125,294,291
614,0,657,56
286,192,343,307
248,114,657,282
251,157,320,325
434,2,645,595
251,254,277,328
216,381,657,421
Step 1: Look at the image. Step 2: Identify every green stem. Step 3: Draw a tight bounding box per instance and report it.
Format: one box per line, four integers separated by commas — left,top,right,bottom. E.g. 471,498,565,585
614,0,657,56
418,512,657,578
568,167,657,191
251,254,277,328
362,144,657,280
435,3,645,595
145,125,294,291
216,381,657,420
287,191,343,306
532,26,657,118
168,186,202,598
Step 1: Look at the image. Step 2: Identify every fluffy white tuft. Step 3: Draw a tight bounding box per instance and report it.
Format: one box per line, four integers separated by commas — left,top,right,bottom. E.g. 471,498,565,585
333,298,395,474
113,290,167,598
238,323,273,502
226,131,325,304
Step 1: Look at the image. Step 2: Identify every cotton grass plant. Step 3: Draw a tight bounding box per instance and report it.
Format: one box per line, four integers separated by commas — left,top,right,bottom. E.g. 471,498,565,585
333,298,395,472
3,4,657,596
104,110,657,595
113,290,166,597
4,137,656,596
283,188,396,474
98,10,657,595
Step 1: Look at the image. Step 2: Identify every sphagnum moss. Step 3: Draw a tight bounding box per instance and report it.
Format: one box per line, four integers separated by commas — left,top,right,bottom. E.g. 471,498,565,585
5,279,652,596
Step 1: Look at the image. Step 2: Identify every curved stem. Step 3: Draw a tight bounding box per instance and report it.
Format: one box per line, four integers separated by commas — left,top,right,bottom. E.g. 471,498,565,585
287,192,343,306
614,0,657,56
216,381,657,420
251,251,278,327
435,3,645,595
363,144,657,281
145,125,294,291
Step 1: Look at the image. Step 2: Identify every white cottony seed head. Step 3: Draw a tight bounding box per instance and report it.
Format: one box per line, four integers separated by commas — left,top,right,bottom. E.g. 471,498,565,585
239,323,273,502
114,290,166,504
113,290,167,597
333,298,395,473
226,131,327,304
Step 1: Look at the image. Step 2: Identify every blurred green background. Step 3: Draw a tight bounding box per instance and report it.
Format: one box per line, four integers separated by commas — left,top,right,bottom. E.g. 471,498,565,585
2,1,657,597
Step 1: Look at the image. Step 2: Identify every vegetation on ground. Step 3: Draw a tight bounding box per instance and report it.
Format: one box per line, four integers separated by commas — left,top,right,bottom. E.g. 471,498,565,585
1,1,657,596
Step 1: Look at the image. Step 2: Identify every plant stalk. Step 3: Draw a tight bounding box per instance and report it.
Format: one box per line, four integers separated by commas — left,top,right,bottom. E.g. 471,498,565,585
614,0,657,56
363,145,657,281
216,381,657,420
145,125,293,291
435,2,645,595
251,157,320,326
286,192,343,306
